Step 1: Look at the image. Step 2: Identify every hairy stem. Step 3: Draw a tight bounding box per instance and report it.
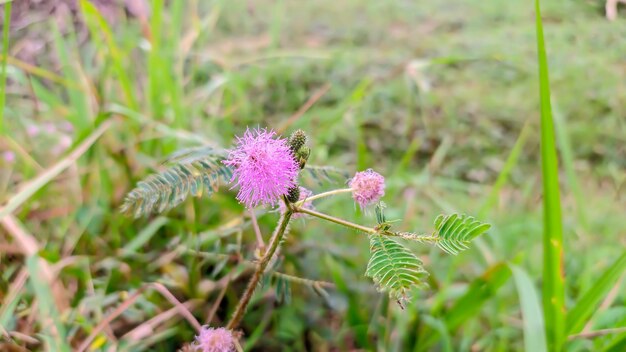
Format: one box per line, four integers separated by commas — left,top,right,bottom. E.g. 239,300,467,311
293,206,376,234
226,208,293,330
295,188,353,206
393,232,438,243
294,207,435,243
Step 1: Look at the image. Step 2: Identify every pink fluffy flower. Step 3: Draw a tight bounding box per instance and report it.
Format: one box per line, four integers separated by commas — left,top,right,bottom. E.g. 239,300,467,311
279,186,314,219
349,169,385,209
192,326,235,352
223,128,299,208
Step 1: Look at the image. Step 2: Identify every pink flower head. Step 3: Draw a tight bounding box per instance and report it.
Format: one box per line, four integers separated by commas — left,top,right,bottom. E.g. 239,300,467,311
192,326,235,352
223,128,299,208
349,169,385,209
279,186,315,219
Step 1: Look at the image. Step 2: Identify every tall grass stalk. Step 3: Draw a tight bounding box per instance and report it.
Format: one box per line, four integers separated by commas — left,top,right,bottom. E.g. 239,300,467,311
535,0,565,350
0,1,11,133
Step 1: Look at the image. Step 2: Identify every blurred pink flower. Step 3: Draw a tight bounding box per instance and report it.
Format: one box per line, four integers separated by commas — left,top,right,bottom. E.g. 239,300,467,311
43,122,56,134
52,135,73,155
223,128,299,208
2,151,15,163
349,169,385,209
26,125,40,137
192,326,235,352
60,121,74,132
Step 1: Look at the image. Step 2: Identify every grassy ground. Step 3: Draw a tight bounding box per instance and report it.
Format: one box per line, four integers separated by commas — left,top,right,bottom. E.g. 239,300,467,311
1,0,625,351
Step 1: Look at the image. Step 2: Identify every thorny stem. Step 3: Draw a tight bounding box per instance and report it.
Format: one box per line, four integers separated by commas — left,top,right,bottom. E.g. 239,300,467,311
227,205,293,330
294,188,353,207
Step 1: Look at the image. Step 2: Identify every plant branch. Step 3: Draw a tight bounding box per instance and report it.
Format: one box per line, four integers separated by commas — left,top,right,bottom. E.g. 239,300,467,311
393,232,439,243
293,207,438,245
295,188,353,206
293,206,376,234
226,206,293,330
248,209,265,250
568,327,626,340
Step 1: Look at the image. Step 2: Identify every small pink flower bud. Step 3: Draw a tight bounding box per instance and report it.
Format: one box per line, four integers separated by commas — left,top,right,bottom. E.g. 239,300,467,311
349,169,385,209
192,326,235,352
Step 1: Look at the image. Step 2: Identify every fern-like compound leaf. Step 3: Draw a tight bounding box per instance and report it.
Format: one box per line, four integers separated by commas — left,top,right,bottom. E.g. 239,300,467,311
365,234,429,306
301,165,349,185
163,146,226,165
121,154,232,218
432,214,491,255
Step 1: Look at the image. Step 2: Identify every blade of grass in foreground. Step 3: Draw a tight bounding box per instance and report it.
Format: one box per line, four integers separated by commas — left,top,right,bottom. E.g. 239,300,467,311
416,263,512,351
26,255,71,352
566,251,626,335
510,264,548,352
80,0,137,109
0,1,11,133
535,0,566,350
0,120,112,220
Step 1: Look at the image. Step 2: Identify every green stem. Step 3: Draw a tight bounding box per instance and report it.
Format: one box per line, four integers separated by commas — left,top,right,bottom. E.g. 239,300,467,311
226,207,293,330
293,206,376,234
393,232,438,243
295,188,353,207
0,1,12,134
294,206,436,244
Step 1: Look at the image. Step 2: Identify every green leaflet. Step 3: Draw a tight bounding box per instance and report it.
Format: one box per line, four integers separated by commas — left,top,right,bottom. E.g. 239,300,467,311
433,214,491,255
365,234,429,306
301,164,349,185
121,153,232,218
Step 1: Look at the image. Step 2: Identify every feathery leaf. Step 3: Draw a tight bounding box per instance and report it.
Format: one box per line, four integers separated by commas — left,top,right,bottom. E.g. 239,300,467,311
365,234,429,306
121,153,232,218
432,214,491,255
301,164,349,185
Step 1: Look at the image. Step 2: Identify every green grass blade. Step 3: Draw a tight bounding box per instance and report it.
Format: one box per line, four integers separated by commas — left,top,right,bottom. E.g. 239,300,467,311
0,120,111,221
80,0,137,109
443,263,511,331
26,255,71,352
566,251,626,335
479,119,531,217
0,0,11,133
148,0,164,119
121,216,169,256
51,23,92,132
552,101,587,229
417,263,511,351
535,0,566,349
510,264,548,352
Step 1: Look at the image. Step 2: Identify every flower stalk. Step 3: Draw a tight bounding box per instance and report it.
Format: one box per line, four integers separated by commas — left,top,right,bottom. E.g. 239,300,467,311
293,206,376,234
227,203,293,330
294,188,353,207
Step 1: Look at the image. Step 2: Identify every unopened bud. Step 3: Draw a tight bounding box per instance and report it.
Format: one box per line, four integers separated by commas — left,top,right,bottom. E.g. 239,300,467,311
296,146,310,169
288,130,307,154
286,186,300,203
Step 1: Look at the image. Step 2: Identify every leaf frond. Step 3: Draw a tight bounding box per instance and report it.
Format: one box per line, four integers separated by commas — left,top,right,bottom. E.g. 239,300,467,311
121,154,232,218
365,234,429,306
301,165,349,185
432,214,491,255
163,146,227,165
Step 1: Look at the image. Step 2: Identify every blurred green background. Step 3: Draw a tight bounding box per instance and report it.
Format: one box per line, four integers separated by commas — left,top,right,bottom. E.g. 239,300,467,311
0,0,625,351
